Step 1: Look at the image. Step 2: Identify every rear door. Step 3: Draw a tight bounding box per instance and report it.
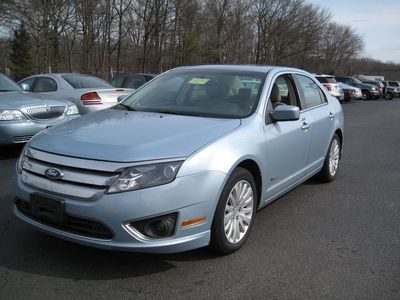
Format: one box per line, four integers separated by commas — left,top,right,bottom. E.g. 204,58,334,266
294,74,333,174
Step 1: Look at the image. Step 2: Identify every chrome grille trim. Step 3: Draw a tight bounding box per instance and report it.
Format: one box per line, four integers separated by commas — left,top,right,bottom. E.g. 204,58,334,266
12,135,33,143
21,171,105,200
22,105,66,120
22,157,119,187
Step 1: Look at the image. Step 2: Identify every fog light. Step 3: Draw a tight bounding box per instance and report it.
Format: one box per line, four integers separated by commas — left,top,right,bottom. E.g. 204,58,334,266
130,213,178,239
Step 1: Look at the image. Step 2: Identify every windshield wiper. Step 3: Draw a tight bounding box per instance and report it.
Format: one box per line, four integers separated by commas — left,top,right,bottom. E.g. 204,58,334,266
115,103,137,111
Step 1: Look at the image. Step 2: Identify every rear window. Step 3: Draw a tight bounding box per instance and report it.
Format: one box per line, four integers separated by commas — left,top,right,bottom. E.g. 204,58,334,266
315,76,337,84
62,74,112,89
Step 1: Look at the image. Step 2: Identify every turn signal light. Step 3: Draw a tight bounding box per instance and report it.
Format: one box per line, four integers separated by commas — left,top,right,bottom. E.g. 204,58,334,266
181,216,207,227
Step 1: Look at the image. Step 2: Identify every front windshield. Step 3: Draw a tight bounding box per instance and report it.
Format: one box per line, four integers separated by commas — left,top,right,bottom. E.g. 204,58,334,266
353,78,363,84
0,74,22,92
119,70,266,118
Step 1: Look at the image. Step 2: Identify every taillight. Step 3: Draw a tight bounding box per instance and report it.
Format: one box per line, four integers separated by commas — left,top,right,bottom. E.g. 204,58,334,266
81,92,102,105
322,83,332,91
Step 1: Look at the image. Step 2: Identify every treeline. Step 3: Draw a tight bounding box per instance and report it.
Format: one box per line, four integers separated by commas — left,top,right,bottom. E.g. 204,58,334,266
0,0,397,80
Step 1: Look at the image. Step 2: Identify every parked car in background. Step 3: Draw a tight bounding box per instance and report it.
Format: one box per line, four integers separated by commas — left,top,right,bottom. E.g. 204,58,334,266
334,76,380,100
109,73,155,90
19,73,134,114
338,82,362,102
0,73,79,145
314,75,343,101
13,65,343,254
360,80,384,97
381,81,400,99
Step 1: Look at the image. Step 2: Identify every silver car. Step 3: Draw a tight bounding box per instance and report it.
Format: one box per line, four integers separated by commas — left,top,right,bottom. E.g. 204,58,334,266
0,73,79,145
13,65,343,254
19,73,134,114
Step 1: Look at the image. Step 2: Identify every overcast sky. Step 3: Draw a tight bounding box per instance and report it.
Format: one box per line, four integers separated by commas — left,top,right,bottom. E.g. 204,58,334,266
309,0,400,63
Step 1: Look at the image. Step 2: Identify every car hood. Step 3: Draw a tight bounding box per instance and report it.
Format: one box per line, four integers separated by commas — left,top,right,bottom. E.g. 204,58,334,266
29,109,241,162
0,91,72,109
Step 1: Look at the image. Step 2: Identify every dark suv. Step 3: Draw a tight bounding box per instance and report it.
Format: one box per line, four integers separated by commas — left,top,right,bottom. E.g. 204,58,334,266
335,76,380,100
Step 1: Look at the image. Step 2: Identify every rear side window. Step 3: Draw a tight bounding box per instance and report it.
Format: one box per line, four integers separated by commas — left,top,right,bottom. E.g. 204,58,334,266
335,77,351,84
32,77,58,92
295,75,326,109
62,74,112,89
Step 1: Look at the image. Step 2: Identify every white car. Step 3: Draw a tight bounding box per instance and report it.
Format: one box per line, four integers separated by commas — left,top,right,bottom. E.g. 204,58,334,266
19,73,134,114
314,74,343,101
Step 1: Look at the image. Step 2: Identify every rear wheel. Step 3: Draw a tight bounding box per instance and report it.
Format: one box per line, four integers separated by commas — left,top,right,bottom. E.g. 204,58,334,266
317,134,341,182
210,167,257,254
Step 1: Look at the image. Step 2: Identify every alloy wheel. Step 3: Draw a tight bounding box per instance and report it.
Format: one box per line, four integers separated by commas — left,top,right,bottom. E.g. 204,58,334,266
224,180,254,244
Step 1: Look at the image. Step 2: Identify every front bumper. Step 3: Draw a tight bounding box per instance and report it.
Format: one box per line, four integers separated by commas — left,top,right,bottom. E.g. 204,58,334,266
0,115,78,145
13,170,227,253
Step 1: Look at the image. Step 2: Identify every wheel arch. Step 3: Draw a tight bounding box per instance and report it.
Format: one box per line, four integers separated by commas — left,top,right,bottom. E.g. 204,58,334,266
235,159,262,208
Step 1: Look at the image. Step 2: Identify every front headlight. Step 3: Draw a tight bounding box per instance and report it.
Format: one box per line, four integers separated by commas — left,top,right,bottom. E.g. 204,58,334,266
371,87,376,91
0,109,26,121
66,105,79,115
107,161,183,193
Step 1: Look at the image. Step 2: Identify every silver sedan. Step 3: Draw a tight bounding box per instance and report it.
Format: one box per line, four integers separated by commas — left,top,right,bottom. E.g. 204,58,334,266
19,73,134,114
0,73,79,145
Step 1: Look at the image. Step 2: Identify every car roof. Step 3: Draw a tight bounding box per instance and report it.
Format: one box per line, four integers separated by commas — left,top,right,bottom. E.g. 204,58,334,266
170,64,304,74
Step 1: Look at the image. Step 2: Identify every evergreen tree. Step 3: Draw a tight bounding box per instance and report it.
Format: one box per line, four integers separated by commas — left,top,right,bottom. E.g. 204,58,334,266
9,25,33,81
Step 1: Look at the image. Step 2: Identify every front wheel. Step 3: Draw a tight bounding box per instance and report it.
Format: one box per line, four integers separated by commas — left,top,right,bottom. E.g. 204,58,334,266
210,167,257,254
317,134,341,182
362,90,371,100
384,92,393,100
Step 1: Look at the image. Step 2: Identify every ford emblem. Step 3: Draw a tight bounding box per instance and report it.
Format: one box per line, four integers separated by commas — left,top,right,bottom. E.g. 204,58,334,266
45,168,63,180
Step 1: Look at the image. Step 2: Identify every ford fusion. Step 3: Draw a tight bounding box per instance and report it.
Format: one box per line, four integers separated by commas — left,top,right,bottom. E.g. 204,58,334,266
13,65,343,254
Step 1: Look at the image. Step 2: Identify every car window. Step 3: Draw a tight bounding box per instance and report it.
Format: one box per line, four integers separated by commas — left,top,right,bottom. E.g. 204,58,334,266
295,74,326,109
124,76,146,89
109,76,125,88
270,75,299,108
32,77,58,92
388,81,399,87
62,74,112,89
19,77,36,91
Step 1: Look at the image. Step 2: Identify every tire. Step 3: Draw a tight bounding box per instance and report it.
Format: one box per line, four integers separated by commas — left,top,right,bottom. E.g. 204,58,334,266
210,167,257,254
362,90,371,100
316,134,341,183
384,92,393,100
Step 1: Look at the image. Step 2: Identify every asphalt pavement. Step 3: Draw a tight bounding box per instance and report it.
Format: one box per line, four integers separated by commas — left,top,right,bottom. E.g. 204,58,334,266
0,99,399,299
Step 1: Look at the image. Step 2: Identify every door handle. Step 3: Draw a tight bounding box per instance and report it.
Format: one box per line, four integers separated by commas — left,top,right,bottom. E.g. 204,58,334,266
329,112,334,120
301,122,310,131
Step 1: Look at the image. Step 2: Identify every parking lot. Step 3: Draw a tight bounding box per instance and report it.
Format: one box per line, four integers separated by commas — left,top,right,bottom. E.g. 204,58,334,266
0,99,399,299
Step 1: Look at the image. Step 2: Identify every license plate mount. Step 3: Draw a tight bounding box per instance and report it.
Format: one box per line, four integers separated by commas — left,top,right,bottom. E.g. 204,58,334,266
30,193,66,223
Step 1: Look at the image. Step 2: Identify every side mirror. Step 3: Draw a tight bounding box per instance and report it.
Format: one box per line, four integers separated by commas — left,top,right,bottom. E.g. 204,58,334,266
20,83,30,91
117,95,126,102
270,105,300,121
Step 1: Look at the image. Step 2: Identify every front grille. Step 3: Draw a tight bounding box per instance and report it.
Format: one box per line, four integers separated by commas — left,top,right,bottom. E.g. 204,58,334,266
12,135,33,143
21,147,120,200
16,198,114,240
24,105,66,120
